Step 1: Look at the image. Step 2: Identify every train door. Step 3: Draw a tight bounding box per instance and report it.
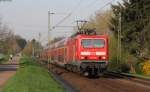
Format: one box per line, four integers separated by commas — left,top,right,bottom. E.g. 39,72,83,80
64,47,67,63
73,45,76,62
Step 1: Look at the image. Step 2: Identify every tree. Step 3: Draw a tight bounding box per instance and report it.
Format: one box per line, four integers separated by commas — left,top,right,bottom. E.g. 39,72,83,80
15,35,27,50
22,39,42,56
109,0,150,73
84,10,113,35
0,19,26,54
110,0,150,60
22,41,33,56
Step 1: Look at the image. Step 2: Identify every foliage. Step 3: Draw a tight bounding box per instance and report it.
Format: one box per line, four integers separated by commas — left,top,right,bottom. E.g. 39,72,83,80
15,35,27,49
0,53,5,63
1,57,66,92
84,10,112,35
142,61,150,76
22,39,42,56
0,19,27,55
108,34,135,72
120,63,130,73
109,0,150,74
22,41,33,56
110,0,150,60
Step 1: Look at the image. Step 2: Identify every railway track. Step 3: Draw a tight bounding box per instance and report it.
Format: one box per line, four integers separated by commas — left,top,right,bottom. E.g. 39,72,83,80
39,61,150,92
104,71,150,86
50,71,79,92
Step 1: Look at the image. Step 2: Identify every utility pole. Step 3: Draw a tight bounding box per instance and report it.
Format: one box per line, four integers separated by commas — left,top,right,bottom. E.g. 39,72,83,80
38,32,41,57
32,39,36,57
117,12,122,66
48,10,54,45
119,12,122,63
48,10,54,69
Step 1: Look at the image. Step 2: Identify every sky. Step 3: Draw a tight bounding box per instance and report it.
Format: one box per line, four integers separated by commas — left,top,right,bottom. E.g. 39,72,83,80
0,0,122,44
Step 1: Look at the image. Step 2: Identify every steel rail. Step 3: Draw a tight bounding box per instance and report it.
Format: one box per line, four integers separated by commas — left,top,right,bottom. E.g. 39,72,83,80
105,71,150,86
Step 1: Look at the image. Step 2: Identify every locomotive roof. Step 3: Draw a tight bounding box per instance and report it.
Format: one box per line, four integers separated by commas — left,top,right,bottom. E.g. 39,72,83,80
74,34,108,39
49,37,68,49
46,34,108,49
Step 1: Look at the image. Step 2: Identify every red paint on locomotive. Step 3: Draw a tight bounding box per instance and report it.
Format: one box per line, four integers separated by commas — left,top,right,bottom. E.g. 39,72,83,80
40,34,108,76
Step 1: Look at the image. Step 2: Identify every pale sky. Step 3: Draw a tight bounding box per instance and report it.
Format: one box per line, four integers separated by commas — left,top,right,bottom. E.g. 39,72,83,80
0,0,122,44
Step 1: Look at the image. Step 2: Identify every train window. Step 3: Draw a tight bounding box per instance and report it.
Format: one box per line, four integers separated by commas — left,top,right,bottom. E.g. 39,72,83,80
81,39,105,48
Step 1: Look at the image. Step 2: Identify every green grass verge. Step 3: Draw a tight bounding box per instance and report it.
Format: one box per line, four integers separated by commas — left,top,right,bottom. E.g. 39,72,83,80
0,57,66,92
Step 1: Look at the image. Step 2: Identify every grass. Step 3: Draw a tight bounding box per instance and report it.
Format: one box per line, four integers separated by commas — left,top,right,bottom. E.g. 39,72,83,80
0,56,66,92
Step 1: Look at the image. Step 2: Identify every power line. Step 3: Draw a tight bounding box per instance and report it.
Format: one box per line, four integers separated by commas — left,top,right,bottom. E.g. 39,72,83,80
98,0,116,10
53,26,75,29
70,0,83,14
77,0,116,18
82,0,99,9
53,0,84,28
87,0,117,25
50,0,117,38
75,0,117,27
53,0,117,29
53,13,72,28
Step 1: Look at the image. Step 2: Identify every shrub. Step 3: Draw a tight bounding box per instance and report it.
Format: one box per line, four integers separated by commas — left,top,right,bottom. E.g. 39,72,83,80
120,63,130,73
142,61,150,76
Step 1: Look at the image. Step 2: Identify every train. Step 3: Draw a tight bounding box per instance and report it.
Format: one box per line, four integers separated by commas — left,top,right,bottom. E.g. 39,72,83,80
40,32,108,77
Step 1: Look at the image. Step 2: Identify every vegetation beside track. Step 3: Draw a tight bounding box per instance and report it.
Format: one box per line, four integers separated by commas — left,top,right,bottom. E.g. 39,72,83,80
0,54,9,64
0,56,66,92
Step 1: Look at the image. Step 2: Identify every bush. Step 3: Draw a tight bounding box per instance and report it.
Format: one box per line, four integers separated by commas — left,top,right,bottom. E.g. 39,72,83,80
142,61,150,76
120,63,130,73
108,36,132,72
0,53,5,60
135,62,143,74
0,54,9,64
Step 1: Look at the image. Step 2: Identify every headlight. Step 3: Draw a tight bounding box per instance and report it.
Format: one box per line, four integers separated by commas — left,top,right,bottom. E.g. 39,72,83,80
96,52,106,55
81,52,90,55
81,56,85,59
101,56,106,59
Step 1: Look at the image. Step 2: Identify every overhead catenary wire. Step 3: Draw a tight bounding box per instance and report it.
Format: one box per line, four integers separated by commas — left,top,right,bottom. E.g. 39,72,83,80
76,0,117,19
53,0,84,29
98,0,117,10
53,0,118,31
87,0,117,26
43,0,120,45
52,0,118,39
92,0,117,24
75,0,117,23
77,0,117,31
53,0,117,30
81,0,99,10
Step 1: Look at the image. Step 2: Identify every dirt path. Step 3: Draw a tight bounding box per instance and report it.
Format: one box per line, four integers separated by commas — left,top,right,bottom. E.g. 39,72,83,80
0,56,19,88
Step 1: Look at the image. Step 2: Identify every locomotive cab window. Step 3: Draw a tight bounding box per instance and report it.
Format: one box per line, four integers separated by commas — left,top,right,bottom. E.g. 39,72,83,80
81,39,105,48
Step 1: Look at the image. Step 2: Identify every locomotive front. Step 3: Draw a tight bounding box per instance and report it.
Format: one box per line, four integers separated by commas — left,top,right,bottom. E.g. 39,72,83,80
79,35,108,77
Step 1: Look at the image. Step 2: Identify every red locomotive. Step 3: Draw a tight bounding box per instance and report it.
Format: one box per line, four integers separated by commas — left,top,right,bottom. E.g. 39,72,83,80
40,33,108,77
